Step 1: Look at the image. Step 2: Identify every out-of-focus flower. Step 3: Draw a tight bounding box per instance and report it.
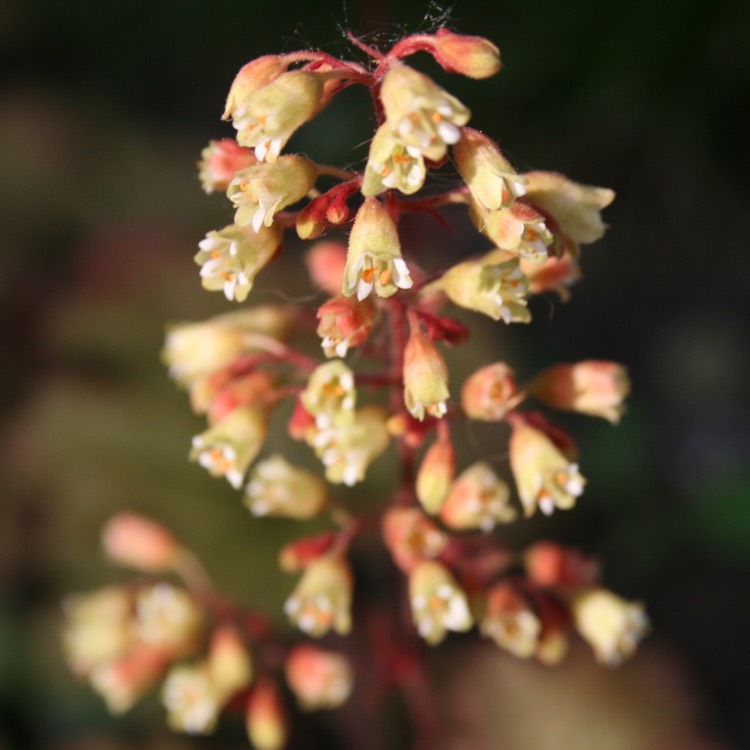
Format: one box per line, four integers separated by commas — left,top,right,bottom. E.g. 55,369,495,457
190,406,268,489
461,362,522,420
403,324,449,420
454,128,526,211
133,583,202,657
415,432,455,514
362,124,426,196
440,462,516,532
382,507,448,573
285,645,353,710
203,370,276,424
381,63,470,161
284,555,353,636
509,420,585,517
472,201,553,262
278,531,338,573
443,253,531,324
342,197,413,300
305,241,348,295
316,295,376,358
208,625,253,703
524,541,600,589
228,156,318,232
102,514,179,573
521,253,581,301
528,361,630,423
572,588,648,666
246,679,287,750
301,359,356,427
199,139,257,193
480,583,541,658
409,561,473,644
244,454,327,519
162,663,220,735
195,223,282,302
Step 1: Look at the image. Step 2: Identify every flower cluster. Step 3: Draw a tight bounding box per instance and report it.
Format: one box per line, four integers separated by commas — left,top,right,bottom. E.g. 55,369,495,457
65,28,647,749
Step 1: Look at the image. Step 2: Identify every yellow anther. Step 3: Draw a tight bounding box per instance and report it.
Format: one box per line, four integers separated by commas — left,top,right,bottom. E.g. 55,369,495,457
239,180,249,192
379,268,392,285
361,267,376,283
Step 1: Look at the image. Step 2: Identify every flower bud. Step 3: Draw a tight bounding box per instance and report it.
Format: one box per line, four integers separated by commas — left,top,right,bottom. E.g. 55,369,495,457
528,361,630,424
228,156,318,232
382,507,448,573
525,541,600,589
102,514,179,573
342,197,412,300
223,55,289,121
285,645,354,710
409,560,473,644
509,420,585,517
453,128,525,211
199,139,257,193
246,679,287,750
195,223,282,302
415,433,455,514
287,397,317,442
244,454,327,520
278,531,338,573
300,359,356,428
284,555,353,636
362,123,426,196
208,625,253,703
316,295,376,358
305,241,348,296
534,594,571,665
440,461,516,532
572,588,648,666
403,324,449,420
190,406,268,489
480,583,540,658
162,662,220,734
429,30,501,79
461,362,522,420
381,63,470,161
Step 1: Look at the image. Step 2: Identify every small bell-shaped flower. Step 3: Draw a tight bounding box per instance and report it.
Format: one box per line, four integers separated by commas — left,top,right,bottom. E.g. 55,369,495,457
528,361,630,424
133,583,202,657
300,359,356,428
572,588,648,666
403,320,450,420
508,419,586,517
162,662,221,735
285,645,354,710
190,406,268,489
362,124,426,196
521,252,581,301
316,295,376,359
284,554,353,636
195,223,282,302
409,560,473,644
440,461,516,532
244,454,327,519
480,583,541,658
382,507,448,573
223,55,289,122
199,139,257,193
472,201,554,262
381,63,470,161
342,197,413,300
228,156,318,232
461,361,522,420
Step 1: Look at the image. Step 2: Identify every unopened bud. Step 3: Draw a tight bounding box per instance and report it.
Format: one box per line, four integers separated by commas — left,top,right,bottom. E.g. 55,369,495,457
429,29,501,79
223,55,289,120
208,626,253,703
102,514,179,573
525,541,600,589
306,241,348,296
415,434,455,514
246,679,287,750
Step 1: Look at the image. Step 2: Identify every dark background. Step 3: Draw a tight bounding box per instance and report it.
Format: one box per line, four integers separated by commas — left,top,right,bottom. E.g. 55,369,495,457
1,0,749,748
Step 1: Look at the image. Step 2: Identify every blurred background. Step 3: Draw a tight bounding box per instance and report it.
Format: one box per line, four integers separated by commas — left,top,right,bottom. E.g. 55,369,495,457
1,0,749,748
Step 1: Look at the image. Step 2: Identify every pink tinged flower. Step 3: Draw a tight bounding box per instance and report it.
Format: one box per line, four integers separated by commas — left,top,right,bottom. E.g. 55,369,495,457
472,201,554,262
453,128,526,211
380,63,470,162
342,197,412,301
427,29,501,79
528,361,630,424
195,223,282,302
440,461,517,533
205,370,276,424
362,123,426,196
228,156,318,233
572,588,648,666
522,171,615,245
198,139,257,194
223,55,290,122
162,663,221,735
382,507,449,573
403,324,450,421
207,625,253,704
90,645,168,715
190,406,268,489
244,454,327,520
285,645,354,710
409,560,473,645
231,70,328,162
480,583,541,659
415,432,455,514
520,252,581,301
246,679,288,750
300,359,357,428
284,555,353,637
509,421,586,517
442,253,531,324
101,513,179,573
305,241,348,296
524,541,600,589
316,295,376,359
461,362,522,421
